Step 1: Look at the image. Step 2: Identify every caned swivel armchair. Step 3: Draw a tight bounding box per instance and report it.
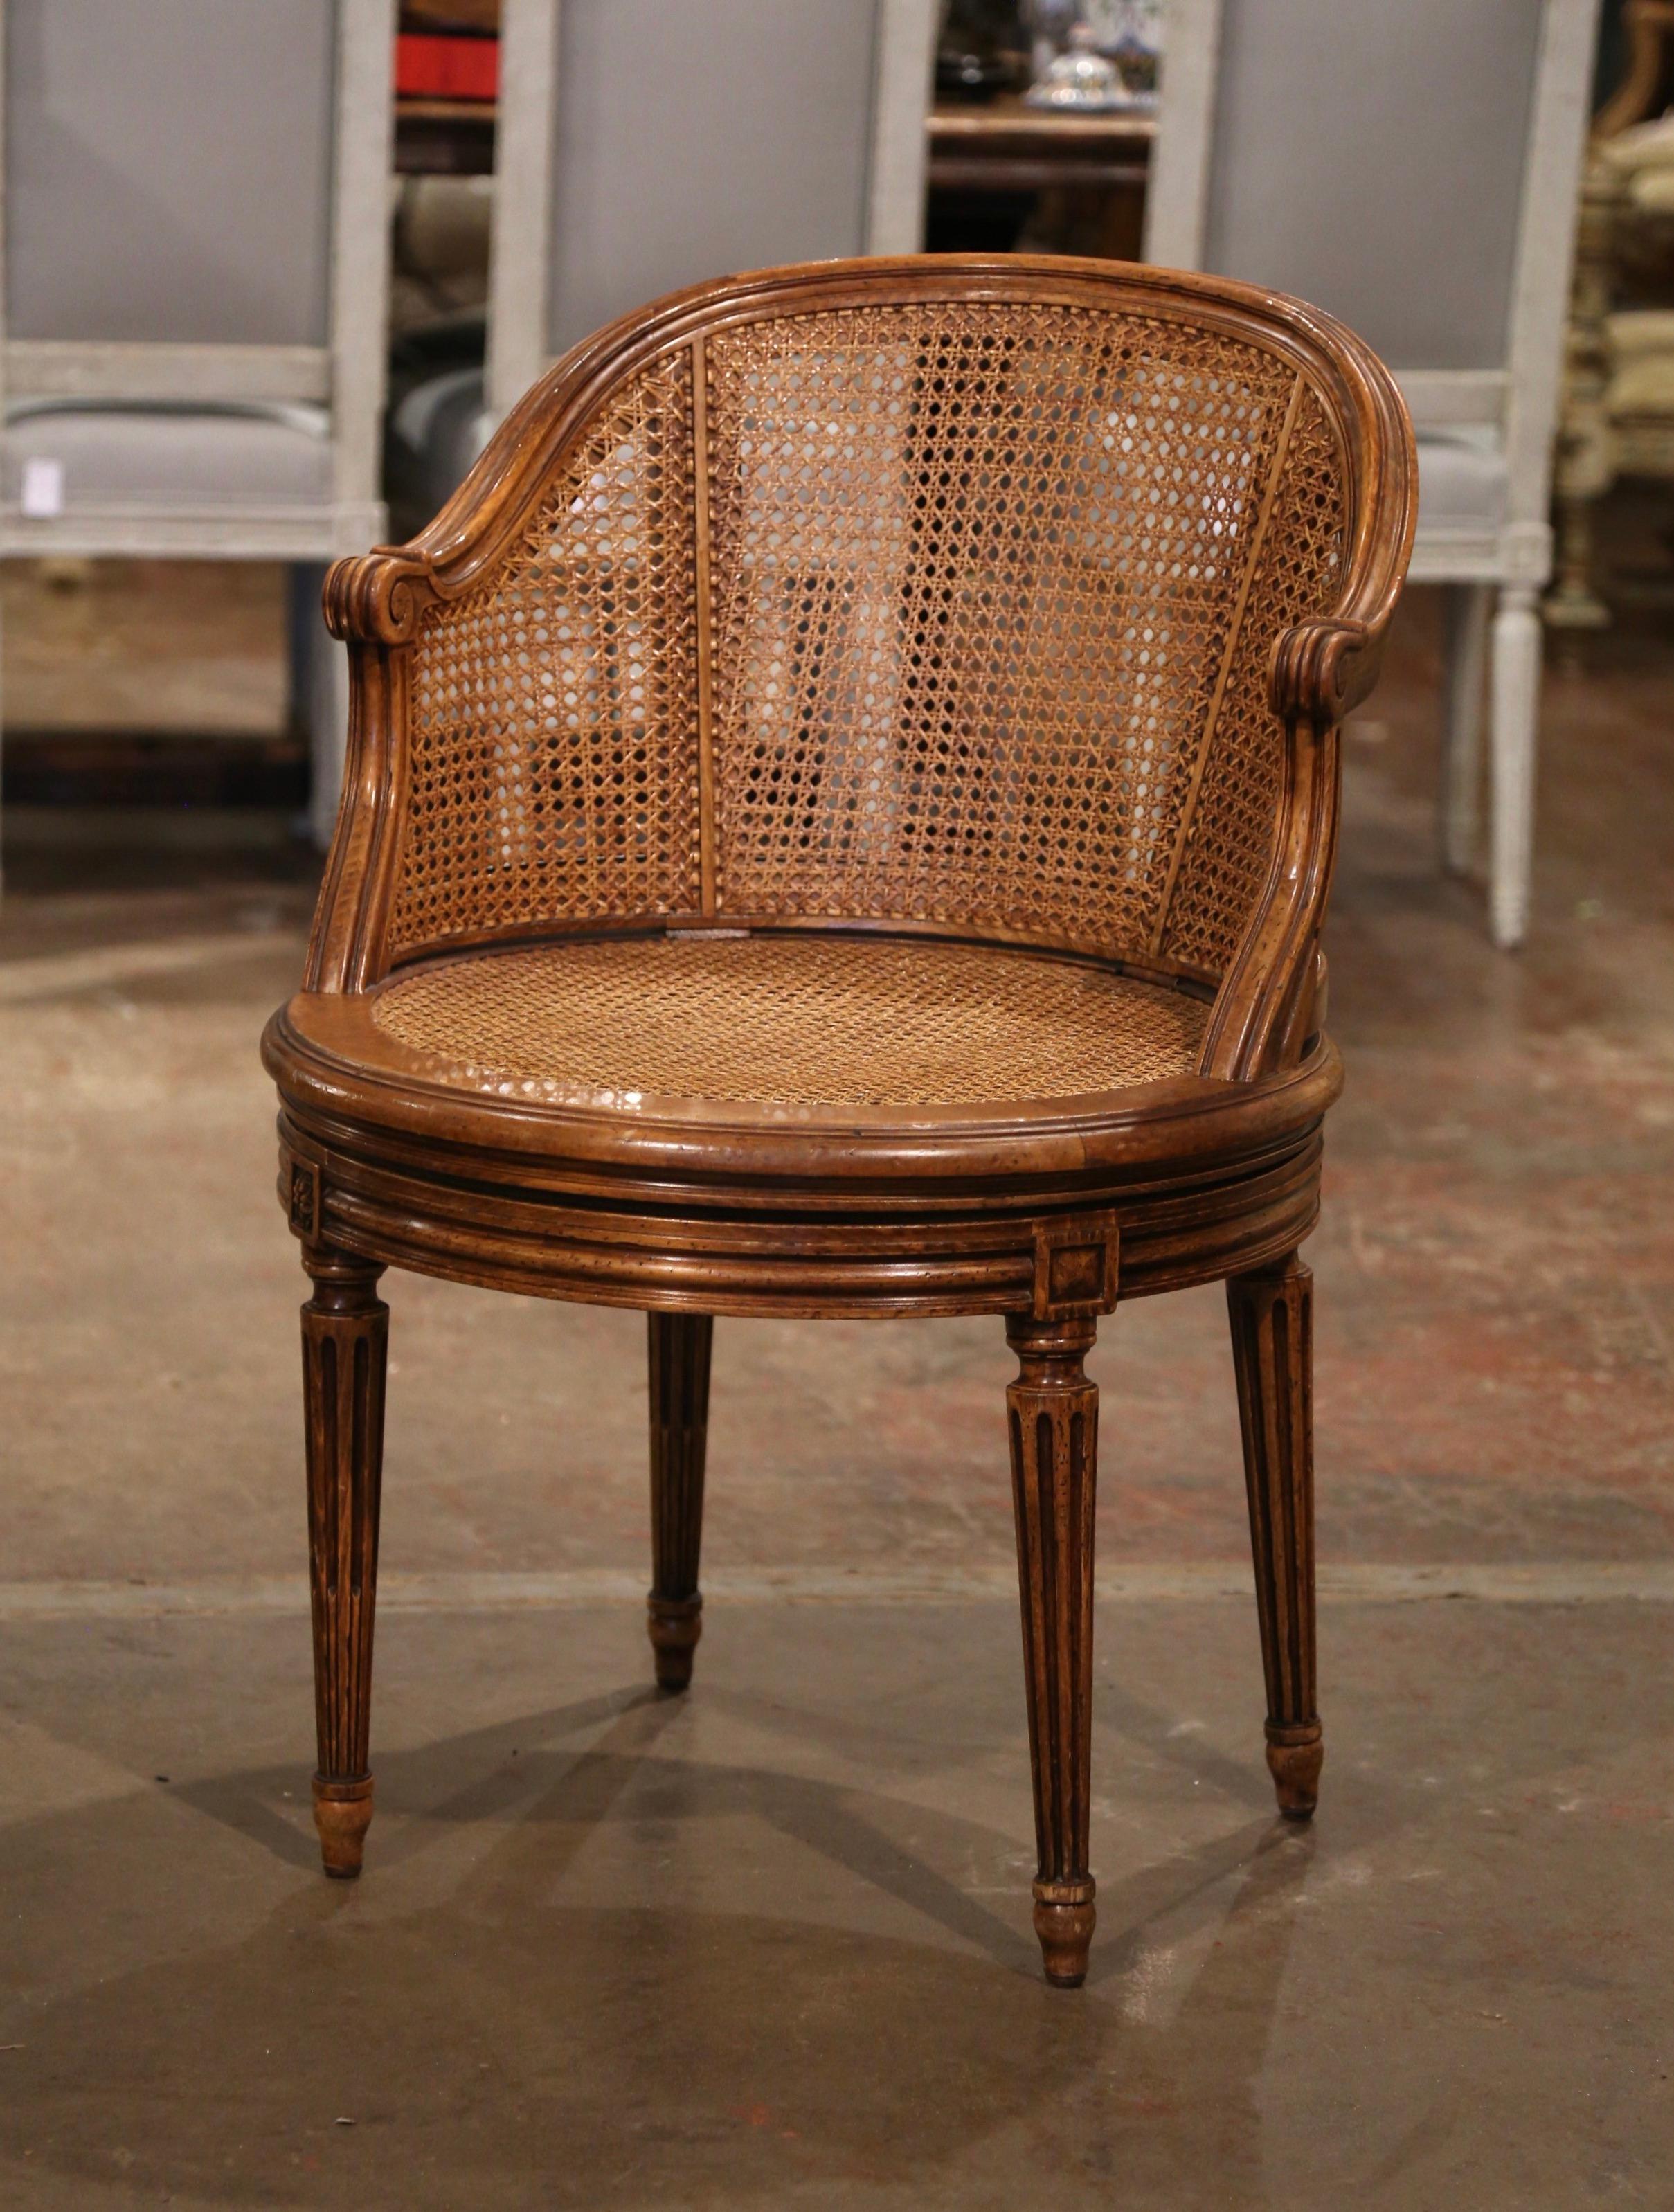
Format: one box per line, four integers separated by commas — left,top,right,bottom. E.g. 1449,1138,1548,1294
263,258,1414,1988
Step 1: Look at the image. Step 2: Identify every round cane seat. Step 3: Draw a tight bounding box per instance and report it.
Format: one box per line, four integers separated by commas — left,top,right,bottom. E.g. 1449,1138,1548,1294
366,933,1212,1111
269,926,1340,1312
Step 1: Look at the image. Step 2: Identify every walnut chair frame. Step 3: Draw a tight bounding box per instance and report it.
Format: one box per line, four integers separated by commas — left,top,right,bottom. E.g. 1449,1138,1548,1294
263,256,1415,1987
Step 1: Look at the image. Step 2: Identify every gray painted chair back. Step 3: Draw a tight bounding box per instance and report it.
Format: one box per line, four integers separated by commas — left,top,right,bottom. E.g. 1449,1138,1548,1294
0,0,396,851
6,0,335,352
1145,0,1601,946
487,0,938,416
0,0,394,546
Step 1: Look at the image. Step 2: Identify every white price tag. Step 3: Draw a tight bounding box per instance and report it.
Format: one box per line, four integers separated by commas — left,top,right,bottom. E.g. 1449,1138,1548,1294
20,457,64,517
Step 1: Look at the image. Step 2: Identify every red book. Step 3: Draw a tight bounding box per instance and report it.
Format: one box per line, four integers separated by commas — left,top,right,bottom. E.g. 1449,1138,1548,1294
396,30,498,102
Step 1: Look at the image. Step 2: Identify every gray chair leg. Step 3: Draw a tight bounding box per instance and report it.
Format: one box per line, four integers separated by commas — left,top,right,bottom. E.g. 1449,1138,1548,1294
1441,582,1491,877
1488,584,1542,949
290,561,349,851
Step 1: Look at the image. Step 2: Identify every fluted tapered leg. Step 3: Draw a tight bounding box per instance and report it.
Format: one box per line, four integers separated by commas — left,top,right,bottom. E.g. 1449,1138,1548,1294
301,1243,388,1876
647,1313,713,1692
1006,1315,1098,1986
1227,1253,1320,1819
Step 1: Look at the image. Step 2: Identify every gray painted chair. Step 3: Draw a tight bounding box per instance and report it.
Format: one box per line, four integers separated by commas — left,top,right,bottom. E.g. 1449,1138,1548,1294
392,0,938,525
0,0,396,849
1146,0,1601,946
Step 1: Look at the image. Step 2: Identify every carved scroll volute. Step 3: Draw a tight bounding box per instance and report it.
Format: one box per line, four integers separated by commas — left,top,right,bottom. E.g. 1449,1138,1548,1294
1268,615,1381,731
323,550,432,648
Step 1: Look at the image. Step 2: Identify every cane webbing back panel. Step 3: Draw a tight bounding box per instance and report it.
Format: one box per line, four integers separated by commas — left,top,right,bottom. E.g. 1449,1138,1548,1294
393,348,700,957
370,935,1212,1108
390,293,1349,975
1161,379,1345,968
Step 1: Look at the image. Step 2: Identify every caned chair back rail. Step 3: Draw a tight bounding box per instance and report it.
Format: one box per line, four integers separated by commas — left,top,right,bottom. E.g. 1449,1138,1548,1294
316,259,1415,1069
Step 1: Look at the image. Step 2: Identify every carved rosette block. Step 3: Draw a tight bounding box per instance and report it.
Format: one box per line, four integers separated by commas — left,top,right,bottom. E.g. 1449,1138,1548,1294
1006,1314,1099,1986
302,1243,388,1876
647,1313,713,1693
1226,1253,1322,1819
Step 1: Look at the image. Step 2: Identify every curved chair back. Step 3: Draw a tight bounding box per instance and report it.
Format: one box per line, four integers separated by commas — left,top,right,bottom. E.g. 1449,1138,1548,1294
323,260,1414,1029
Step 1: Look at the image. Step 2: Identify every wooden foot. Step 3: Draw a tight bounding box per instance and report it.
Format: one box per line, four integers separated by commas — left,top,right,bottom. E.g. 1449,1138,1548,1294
647,1313,712,1693
302,1244,388,1878
313,1775,375,1878
1227,1255,1320,1822
1006,1315,1099,1986
1266,1725,1325,1819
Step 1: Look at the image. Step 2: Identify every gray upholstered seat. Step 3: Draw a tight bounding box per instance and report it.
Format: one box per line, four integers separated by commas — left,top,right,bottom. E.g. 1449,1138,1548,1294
2,404,334,517
1414,433,1510,534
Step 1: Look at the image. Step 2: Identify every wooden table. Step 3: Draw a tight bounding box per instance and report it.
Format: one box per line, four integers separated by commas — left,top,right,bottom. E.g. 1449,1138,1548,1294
395,95,496,175
396,89,1157,199
927,95,1154,193
926,96,1154,262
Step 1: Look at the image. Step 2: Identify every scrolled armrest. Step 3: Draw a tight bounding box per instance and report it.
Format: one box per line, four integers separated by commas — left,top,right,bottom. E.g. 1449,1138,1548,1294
323,550,433,647
1268,615,1383,730
1200,618,1391,1080
1200,337,1416,1081
1197,627,1385,1081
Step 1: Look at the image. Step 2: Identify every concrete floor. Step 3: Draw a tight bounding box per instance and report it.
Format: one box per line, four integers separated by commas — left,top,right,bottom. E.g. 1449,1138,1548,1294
1,584,1671,2204
3,1601,1671,2209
